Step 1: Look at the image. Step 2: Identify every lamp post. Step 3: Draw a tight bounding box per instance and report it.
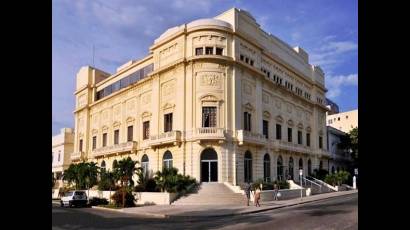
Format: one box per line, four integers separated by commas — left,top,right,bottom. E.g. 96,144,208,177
299,169,303,200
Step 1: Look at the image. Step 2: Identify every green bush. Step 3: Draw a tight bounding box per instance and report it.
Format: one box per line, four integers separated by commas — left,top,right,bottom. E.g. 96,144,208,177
273,180,290,189
325,171,351,186
98,171,116,191
154,167,197,193
313,169,329,181
111,188,135,207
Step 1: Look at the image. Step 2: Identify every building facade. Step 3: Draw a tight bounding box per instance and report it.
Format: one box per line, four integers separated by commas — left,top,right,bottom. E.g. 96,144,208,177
52,128,74,187
326,109,358,133
71,8,330,186
326,126,353,173
325,98,339,115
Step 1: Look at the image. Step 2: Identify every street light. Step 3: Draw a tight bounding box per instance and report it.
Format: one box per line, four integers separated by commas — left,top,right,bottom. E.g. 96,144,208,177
299,169,303,200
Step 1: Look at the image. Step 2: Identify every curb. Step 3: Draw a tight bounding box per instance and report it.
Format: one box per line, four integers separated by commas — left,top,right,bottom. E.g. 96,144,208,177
167,191,358,218
89,191,357,219
91,206,167,218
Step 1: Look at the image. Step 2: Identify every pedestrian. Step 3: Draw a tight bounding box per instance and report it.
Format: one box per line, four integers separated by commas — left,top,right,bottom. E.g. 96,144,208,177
245,181,252,206
273,182,279,201
254,184,261,207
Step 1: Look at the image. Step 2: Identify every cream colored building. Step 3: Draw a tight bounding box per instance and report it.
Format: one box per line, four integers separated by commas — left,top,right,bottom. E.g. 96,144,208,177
52,128,74,187
71,8,330,186
326,109,358,133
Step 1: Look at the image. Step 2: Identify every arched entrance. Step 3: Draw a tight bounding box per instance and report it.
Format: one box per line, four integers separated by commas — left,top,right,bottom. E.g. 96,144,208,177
200,148,218,182
277,156,284,181
288,157,294,180
244,151,253,183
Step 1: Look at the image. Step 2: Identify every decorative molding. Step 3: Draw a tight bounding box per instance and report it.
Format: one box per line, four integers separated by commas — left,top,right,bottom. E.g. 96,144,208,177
162,102,176,110
262,93,269,104
91,129,98,135
275,115,284,123
200,94,219,101
297,123,303,130
141,111,152,118
263,111,271,119
126,117,135,123
287,119,294,127
243,102,254,111
306,126,312,132
113,121,121,127
102,125,109,131
319,130,324,135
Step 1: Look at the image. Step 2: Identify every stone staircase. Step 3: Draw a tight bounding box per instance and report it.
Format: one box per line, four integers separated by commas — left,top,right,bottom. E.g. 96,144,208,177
172,183,247,205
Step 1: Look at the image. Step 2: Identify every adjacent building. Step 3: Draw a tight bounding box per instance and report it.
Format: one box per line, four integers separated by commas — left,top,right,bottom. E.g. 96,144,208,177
326,126,352,173
326,109,358,133
325,98,339,115
71,8,330,186
52,128,74,188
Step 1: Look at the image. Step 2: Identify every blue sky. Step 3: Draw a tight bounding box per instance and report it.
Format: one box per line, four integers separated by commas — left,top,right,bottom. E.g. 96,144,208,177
52,0,358,135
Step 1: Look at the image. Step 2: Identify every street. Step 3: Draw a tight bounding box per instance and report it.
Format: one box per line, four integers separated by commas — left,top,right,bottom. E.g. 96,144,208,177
52,193,357,230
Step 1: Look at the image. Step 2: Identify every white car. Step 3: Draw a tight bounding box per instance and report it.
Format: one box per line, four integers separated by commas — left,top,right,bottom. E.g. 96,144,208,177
60,191,88,207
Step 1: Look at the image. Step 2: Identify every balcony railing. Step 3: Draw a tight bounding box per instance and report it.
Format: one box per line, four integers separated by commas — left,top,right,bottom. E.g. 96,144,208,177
237,130,267,146
149,130,182,147
70,151,83,161
193,128,225,141
273,140,311,154
92,141,137,158
318,148,330,156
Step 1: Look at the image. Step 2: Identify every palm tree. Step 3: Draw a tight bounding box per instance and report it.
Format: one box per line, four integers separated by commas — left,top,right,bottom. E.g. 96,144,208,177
84,162,99,198
99,170,116,204
63,164,80,189
113,157,139,207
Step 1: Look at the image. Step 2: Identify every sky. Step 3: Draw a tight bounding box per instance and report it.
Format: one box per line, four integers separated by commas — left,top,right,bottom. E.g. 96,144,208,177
52,0,358,135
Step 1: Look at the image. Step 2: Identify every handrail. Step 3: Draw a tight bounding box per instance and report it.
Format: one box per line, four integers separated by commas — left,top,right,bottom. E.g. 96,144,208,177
302,176,321,188
307,176,337,191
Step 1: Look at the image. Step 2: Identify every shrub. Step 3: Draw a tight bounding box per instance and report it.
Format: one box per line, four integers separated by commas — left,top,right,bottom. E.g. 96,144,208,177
325,171,351,186
111,188,135,207
154,167,197,193
98,171,116,191
313,169,329,181
325,174,337,186
89,197,109,206
145,178,158,192
273,180,290,189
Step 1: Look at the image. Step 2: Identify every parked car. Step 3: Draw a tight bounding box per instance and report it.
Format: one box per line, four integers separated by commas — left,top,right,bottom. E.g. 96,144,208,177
60,191,88,207
88,197,109,206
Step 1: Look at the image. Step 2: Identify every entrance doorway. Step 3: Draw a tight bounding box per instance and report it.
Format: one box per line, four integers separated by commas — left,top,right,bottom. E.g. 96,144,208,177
200,148,218,182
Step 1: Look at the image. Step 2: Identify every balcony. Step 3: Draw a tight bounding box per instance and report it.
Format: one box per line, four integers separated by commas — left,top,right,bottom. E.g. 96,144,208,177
273,140,312,154
318,148,330,157
70,151,83,161
149,130,182,148
92,141,137,158
193,128,225,142
237,130,267,146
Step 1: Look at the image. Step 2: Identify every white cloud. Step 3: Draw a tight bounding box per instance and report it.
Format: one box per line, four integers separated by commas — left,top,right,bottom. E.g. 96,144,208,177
326,73,358,99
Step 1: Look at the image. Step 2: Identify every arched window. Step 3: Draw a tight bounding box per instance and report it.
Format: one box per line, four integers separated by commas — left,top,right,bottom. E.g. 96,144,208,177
263,154,271,182
332,166,335,174
142,154,149,175
277,156,284,181
163,151,173,169
112,160,118,169
308,159,312,176
288,157,294,180
299,158,303,170
101,160,106,171
244,151,252,183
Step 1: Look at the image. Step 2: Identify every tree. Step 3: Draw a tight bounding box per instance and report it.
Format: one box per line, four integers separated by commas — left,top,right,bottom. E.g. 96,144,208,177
113,157,139,207
63,162,99,191
98,170,116,204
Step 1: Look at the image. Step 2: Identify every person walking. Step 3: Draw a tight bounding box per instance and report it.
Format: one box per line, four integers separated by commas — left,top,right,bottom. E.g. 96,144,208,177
254,184,262,207
245,181,252,206
273,182,279,201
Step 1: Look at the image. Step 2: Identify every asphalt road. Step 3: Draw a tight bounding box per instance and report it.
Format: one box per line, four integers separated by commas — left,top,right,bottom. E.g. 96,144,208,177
52,193,357,230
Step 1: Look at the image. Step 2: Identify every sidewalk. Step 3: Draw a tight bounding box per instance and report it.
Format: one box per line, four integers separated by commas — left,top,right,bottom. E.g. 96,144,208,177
116,190,357,218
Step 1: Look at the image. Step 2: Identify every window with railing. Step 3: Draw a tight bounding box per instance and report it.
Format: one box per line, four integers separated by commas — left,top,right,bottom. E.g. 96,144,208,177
202,107,217,127
276,124,282,140
244,112,252,131
164,113,173,132
114,129,119,145
143,121,150,140
298,131,302,144
92,136,96,150
306,133,310,146
288,128,292,142
195,47,203,55
102,133,107,147
79,139,83,152
127,126,133,142
263,120,269,138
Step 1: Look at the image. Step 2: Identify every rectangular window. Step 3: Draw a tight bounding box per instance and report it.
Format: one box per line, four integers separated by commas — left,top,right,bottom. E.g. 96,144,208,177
250,60,254,66
143,121,150,140
102,133,107,147
205,47,213,55
288,128,292,142
319,136,323,149
245,57,249,63
120,76,130,89
240,54,244,61
216,47,223,55
195,47,203,55
92,136,96,150
298,131,302,144
202,107,217,127
114,129,119,145
127,126,133,142
112,81,120,93
306,133,310,146
263,120,269,138
244,112,252,131
276,124,282,140
164,113,173,132
79,139,83,152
